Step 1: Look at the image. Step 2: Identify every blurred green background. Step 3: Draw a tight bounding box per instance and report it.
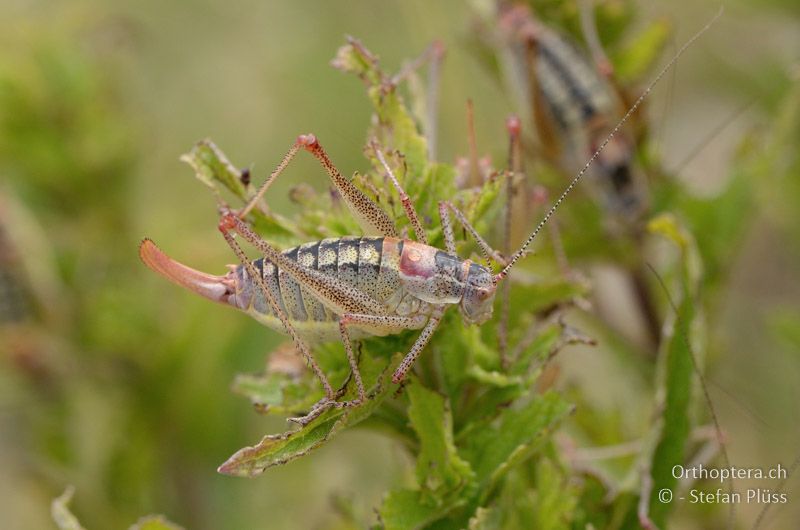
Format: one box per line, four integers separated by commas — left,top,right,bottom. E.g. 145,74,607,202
1,0,799,528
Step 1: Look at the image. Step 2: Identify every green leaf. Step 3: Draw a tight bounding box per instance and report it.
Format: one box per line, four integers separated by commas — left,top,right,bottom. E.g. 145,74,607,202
406,382,475,492
367,86,428,182
51,487,86,530
491,277,589,347
456,323,567,436
380,489,458,530
180,139,247,200
509,322,563,375
647,213,702,287
437,315,476,404
180,139,302,244
645,215,702,527
673,159,753,292
462,391,572,500
647,290,694,526
413,162,458,224
570,472,615,530
218,414,342,476
331,37,382,86
611,18,672,84
218,352,400,476
530,459,575,530
378,383,476,529
334,38,430,200
231,371,324,416
466,365,523,387
250,212,303,247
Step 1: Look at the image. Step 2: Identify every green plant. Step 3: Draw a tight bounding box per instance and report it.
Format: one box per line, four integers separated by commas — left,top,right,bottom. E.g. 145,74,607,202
135,24,760,527
16,2,795,529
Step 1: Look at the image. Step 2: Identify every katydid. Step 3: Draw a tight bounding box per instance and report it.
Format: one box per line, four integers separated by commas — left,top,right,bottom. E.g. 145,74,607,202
140,13,719,425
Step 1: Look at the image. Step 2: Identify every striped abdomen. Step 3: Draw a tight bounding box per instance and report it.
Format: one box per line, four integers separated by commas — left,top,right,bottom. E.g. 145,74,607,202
231,236,420,341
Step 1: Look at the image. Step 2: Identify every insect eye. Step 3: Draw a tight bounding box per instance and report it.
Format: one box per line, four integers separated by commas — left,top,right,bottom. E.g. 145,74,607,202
477,289,490,300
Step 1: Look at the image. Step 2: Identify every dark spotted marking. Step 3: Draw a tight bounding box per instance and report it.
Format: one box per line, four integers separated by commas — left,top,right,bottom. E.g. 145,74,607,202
278,246,308,321
357,237,383,299
297,241,327,321
241,236,391,323
337,237,360,288
434,251,465,282
469,262,489,278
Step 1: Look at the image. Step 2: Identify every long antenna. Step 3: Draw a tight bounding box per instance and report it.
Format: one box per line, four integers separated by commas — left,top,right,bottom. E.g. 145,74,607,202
495,7,723,283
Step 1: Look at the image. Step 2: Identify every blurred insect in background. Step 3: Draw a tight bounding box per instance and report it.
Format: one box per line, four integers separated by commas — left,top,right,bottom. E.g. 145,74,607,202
139,18,715,426
488,2,651,231
473,2,675,348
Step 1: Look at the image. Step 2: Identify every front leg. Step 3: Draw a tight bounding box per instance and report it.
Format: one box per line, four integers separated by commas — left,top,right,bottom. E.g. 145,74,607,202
391,311,445,384
290,312,431,426
338,312,438,385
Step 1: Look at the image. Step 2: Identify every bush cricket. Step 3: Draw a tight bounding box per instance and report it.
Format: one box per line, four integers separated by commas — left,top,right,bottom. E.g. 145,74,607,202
492,2,652,228
139,12,719,426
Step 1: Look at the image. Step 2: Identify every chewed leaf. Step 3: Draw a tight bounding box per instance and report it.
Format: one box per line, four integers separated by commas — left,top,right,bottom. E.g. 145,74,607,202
180,139,247,200
180,139,302,244
51,487,86,530
219,352,400,476
331,37,382,85
218,414,343,476
335,38,429,187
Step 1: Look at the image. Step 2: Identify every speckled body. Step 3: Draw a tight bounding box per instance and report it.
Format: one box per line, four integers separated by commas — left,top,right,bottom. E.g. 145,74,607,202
228,236,489,342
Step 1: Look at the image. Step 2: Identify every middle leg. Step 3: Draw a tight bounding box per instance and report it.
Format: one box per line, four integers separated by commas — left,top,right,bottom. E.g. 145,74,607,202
335,312,439,386
337,312,430,403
